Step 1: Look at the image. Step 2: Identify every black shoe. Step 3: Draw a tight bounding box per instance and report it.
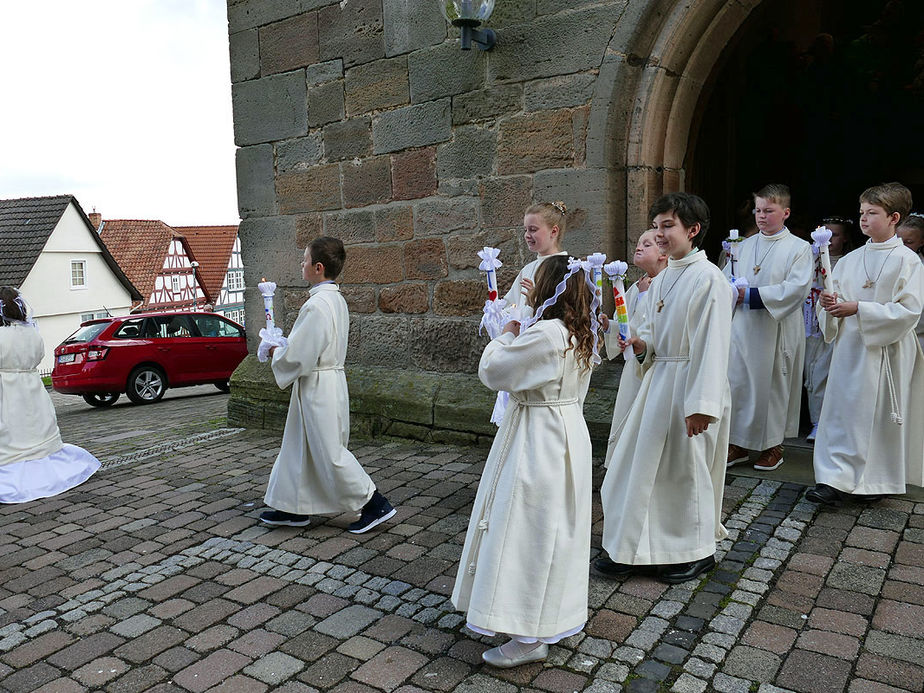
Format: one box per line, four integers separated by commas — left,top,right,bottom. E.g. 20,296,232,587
853,493,886,503
805,483,844,506
658,555,716,584
348,491,396,534
591,556,638,580
259,509,311,527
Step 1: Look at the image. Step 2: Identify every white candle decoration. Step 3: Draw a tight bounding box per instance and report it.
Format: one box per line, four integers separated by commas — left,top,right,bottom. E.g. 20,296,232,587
258,278,277,330
726,229,743,280
477,247,502,302
586,252,607,305
810,226,834,293
604,260,632,359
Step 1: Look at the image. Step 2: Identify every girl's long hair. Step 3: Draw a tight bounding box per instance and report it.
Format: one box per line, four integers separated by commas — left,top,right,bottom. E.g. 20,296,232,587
528,255,597,371
0,286,26,327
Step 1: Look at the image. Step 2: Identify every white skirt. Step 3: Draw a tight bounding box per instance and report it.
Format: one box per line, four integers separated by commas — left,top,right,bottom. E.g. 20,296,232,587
0,444,101,504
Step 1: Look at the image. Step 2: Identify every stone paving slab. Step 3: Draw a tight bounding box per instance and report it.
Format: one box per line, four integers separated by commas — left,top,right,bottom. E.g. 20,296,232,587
1,393,923,691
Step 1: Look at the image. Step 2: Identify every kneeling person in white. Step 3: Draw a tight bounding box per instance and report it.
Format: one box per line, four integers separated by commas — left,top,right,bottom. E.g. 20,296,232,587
596,193,732,585
808,183,924,505
259,237,395,534
452,255,596,668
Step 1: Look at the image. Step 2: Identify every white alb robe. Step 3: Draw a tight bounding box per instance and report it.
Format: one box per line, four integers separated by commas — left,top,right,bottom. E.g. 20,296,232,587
804,255,842,424
452,319,592,639
914,252,924,351
265,284,375,515
501,251,569,317
0,325,100,503
813,237,924,494
603,281,649,464
601,251,732,565
724,228,813,450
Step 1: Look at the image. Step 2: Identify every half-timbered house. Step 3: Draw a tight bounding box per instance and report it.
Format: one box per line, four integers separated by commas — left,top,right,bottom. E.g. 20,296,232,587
177,225,245,325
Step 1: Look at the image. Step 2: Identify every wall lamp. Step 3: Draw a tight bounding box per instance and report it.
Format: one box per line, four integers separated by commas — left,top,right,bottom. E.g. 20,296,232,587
440,0,496,51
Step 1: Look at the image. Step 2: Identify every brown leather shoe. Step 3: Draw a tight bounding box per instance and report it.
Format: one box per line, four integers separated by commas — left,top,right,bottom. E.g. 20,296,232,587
754,445,784,471
727,444,749,467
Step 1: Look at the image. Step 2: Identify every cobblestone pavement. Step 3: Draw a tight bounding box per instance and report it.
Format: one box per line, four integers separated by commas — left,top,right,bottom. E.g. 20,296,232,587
1,393,923,692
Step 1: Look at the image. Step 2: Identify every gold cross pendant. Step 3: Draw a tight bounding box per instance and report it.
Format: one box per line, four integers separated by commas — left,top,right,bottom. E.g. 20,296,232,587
753,265,761,274
656,300,664,313
863,280,874,289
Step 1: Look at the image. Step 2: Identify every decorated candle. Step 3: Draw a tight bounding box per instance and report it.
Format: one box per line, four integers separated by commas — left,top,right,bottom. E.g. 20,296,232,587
810,226,834,293
587,252,607,304
726,228,743,279
257,278,277,330
477,247,502,301
603,260,631,358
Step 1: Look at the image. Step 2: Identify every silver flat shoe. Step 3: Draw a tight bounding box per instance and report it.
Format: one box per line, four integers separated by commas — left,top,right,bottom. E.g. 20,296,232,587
482,642,548,668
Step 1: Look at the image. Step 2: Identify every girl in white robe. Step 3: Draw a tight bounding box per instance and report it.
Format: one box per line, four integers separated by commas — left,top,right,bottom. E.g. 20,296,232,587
0,288,100,504
452,255,595,668
602,230,667,463
597,193,732,584
501,201,569,317
810,186,924,502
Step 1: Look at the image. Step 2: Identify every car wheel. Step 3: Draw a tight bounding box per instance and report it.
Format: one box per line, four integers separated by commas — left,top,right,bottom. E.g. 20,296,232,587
126,366,167,404
215,379,230,393
82,392,120,407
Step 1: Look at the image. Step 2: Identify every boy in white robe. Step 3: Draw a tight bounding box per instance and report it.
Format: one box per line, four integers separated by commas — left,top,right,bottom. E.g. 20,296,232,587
807,183,924,505
897,213,924,350
258,237,395,533
725,184,813,471
595,193,732,585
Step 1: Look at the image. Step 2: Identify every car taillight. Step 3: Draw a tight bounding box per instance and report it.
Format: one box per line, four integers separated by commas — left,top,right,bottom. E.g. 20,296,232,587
86,347,109,361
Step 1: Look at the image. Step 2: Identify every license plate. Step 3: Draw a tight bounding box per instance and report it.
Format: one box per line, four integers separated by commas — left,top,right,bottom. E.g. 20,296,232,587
58,353,75,363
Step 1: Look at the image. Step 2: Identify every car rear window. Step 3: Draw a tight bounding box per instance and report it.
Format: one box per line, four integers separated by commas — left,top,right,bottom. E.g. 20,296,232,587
63,322,109,343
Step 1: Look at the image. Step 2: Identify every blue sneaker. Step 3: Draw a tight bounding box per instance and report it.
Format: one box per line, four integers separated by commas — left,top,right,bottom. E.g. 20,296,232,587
348,492,396,534
259,509,311,527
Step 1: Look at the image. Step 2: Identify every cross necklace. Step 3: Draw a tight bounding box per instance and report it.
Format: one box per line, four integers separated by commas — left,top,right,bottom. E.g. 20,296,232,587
752,236,778,274
861,245,898,289
656,264,692,312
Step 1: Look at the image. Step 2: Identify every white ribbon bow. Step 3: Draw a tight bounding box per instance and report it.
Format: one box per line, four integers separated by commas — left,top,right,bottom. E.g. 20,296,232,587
603,260,628,280
477,247,502,272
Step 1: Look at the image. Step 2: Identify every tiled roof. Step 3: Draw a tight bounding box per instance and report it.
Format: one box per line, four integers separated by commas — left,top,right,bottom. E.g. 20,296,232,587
0,195,72,286
100,220,209,306
0,195,141,300
175,225,239,301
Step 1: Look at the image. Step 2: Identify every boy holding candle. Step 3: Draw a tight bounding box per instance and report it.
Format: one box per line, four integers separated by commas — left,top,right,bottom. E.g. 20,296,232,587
807,183,924,505
258,237,396,533
724,184,813,471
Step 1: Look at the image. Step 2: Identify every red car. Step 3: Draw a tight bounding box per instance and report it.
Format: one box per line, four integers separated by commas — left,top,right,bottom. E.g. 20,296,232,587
52,311,248,407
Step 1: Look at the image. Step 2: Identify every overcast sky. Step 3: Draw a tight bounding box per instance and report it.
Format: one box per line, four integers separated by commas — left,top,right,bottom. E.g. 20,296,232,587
0,0,238,226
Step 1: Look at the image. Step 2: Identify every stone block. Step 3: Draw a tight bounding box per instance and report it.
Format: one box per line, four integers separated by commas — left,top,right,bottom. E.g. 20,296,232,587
497,108,573,174
408,42,485,103
410,317,485,373
323,209,376,244
318,0,385,68
534,167,611,252
536,0,604,13
232,71,308,146
404,239,448,280
480,175,533,228
414,197,479,236
373,99,452,154
239,215,301,289
345,57,409,116
276,164,342,213
323,117,373,161
525,72,596,111
433,280,483,316
259,12,319,75
379,284,429,313
452,84,523,125
228,0,314,33
391,147,437,201
276,133,323,173
348,337,422,391
295,214,322,247
341,245,405,284
306,59,344,86
447,228,519,270
436,126,496,180
229,29,259,83
341,285,377,314
236,144,276,218
383,0,447,56
491,4,627,81
341,156,392,208
308,80,345,128
489,0,538,27
573,104,589,166
374,205,414,242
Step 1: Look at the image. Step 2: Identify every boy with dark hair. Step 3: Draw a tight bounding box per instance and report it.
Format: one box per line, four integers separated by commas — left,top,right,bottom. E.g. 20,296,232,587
725,184,813,471
808,183,924,504
596,192,732,584
258,237,395,533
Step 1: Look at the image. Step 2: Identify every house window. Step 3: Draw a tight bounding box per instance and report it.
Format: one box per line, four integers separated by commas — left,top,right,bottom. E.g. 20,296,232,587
171,275,181,292
228,271,244,291
71,260,86,289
